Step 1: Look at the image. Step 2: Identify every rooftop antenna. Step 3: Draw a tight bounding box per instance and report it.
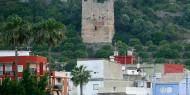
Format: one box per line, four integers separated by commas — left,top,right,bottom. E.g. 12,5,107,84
113,42,118,56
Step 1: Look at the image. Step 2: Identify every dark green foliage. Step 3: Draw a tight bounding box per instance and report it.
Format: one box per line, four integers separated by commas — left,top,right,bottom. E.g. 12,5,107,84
169,43,183,51
63,59,77,71
97,0,107,3
1,15,32,47
138,52,149,58
60,28,87,71
184,59,190,69
134,44,144,52
151,32,166,45
71,65,91,95
183,52,190,58
116,40,128,55
129,38,142,46
159,40,169,46
71,65,91,86
148,44,157,52
33,18,65,46
155,47,180,59
0,78,25,95
184,44,190,51
155,58,166,63
61,28,87,59
145,41,154,46
0,0,190,68
95,45,113,58
0,65,48,95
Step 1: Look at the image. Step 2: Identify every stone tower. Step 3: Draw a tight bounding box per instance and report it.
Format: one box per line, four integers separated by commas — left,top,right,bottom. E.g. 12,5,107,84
81,0,115,44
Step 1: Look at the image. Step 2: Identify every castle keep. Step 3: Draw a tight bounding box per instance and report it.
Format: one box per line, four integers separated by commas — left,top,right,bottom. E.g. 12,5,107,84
81,0,115,44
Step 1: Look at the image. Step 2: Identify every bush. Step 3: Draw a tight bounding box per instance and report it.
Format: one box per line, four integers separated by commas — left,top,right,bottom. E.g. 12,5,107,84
184,44,190,51
155,58,166,63
138,52,149,58
134,44,144,52
155,48,180,59
148,44,157,52
129,38,142,46
116,40,128,55
184,59,190,69
169,43,183,51
95,45,113,58
183,52,190,58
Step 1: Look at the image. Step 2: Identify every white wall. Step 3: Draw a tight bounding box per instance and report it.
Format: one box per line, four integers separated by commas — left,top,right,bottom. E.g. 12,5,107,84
126,87,152,95
104,61,123,80
0,50,30,56
77,59,104,79
179,75,190,95
77,81,104,95
77,59,124,95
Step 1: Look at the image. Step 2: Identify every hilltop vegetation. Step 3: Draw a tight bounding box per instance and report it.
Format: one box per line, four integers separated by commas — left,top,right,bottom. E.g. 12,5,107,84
1,0,190,70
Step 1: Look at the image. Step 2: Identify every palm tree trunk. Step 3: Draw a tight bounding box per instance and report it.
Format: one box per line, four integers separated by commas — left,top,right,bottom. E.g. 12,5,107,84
48,46,52,68
80,83,83,95
15,46,18,80
48,46,52,95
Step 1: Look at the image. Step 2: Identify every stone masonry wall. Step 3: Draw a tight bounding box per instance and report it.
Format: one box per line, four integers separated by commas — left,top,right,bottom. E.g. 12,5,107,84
82,0,115,43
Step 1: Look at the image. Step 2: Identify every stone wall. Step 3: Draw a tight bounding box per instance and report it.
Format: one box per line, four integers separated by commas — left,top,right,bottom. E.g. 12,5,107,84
82,0,115,43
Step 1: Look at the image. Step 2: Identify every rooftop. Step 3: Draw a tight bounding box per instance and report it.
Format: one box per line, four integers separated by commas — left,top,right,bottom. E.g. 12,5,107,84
0,50,31,56
157,73,189,83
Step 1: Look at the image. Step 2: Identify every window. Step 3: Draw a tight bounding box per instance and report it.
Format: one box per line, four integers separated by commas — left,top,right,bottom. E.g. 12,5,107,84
94,26,97,31
147,82,151,88
57,78,62,83
29,64,36,74
84,0,87,2
0,65,3,75
97,0,106,3
0,78,2,85
17,65,23,72
5,64,13,75
93,84,99,90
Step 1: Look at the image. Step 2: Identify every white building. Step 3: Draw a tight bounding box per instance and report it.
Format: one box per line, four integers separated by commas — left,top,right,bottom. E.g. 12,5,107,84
125,87,152,95
77,59,129,95
0,50,31,56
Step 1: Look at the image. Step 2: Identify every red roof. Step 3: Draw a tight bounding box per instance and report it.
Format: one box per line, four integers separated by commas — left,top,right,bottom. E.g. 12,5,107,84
164,64,184,74
114,56,135,64
0,56,47,64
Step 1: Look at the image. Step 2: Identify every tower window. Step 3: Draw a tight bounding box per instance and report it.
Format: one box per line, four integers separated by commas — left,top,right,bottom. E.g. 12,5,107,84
57,78,61,83
94,26,97,31
93,84,99,90
97,0,106,3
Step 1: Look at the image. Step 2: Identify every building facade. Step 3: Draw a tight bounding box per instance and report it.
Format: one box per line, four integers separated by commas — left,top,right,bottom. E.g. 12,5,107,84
153,83,179,95
153,73,190,95
81,0,115,43
51,71,70,95
179,75,190,95
125,87,152,95
0,56,47,81
77,59,127,95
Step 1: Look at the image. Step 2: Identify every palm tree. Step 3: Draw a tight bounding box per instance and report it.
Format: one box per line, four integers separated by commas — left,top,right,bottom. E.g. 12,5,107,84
71,65,91,95
33,18,65,94
1,15,32,79
34,18,65,68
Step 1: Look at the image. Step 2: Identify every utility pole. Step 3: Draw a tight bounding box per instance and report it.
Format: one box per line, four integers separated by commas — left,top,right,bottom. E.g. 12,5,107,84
186,72,189,95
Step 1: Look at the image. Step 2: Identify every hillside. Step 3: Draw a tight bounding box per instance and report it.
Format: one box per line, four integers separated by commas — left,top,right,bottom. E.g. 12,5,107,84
1,0,190,70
